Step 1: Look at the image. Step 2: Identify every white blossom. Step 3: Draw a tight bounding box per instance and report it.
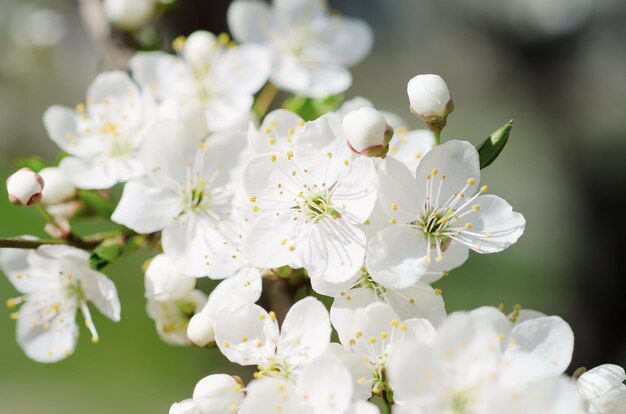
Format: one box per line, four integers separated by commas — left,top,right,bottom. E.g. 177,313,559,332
147,289,207,346
227,0,373,98
169,374,245,414
214,297,331,379
103,0,156,31
0,244,120,362
343,107,393,157
43,71,155,189
112,107,247,277
407,74,453,119
144,254,196,302
243,115,377,282
130,30,270,132
367,140,525,289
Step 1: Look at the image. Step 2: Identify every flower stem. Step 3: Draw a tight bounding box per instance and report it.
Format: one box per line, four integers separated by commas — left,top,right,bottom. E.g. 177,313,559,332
36,204,65,233
0,237,72,249
433,129,441,146
254,82,279,120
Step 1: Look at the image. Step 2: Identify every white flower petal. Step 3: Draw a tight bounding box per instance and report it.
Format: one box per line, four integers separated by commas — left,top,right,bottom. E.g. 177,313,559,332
168,399,196,414
304,16,373,67
243,212,300,269
420,242,469,284
80,269,121,322
15,295,79,363
280,297,331,367
388,129,434,174
462,194,525,253
301,217,366,282
415,140,480,206
43,106,99,158
214,302,278,366
59,157,118,190
111,179,180,234
332,157,377,222
385,283,446,327
227,1,272,43
239,378,301,414
298,352,353,414
506,315,574,375
366,226,429,289
193,374,245,414
376,157,420,224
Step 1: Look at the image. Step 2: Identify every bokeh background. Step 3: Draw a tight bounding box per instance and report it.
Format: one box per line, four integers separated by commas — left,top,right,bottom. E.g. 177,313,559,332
1,0,625,412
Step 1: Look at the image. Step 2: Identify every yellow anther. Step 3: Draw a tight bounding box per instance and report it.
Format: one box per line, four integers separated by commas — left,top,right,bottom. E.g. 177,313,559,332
346,296,352,302
355,330,363,338
172,35,186,52
390,320,399,327
6,298,16,309
467,178,476,185
498,333,506,342
400,324,408,332
269,138,276,145
327,152,333,158
222,341,231,348
432,168,438,176
269,311,277,321
391,203,398,211
249,196,257,202
368,337,376,344
396,127,408,134
380,332,388,340
43,322,50,330
485,233,493,238
229,405,238,412
435,255,444,262
497,303,505,312
390,217,397,224
289,245,296,251
217,33,230,44
472,204,481,212
349,339,356,346
434,288,443,296
253,206,260,213
241,336,248,343
409,298,415,304
10,312,19,320
270,154,277,162
288,128,295,135
91,336,99,344
259,314,266,320
253,372,263,379
442,271,449,276
357,377,367,384
340,291,346,296
480,185,488,193
280,239,287,246
344,160,349,166
465,222,473,229
474,243,482,250
363,219,371,225
286,151,294,160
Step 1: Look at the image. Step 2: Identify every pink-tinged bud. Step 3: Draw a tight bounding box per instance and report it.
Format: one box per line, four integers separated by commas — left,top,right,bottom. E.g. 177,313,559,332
6,168,44,206
407,74,454,133
343,107,394,158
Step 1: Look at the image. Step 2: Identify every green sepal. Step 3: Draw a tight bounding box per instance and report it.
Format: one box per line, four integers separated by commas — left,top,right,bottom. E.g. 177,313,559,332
89,241,124,271
477,119,513,170
283,94,344,121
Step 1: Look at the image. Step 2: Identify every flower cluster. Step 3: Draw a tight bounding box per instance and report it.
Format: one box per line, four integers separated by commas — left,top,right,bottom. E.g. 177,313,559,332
0,0,623,413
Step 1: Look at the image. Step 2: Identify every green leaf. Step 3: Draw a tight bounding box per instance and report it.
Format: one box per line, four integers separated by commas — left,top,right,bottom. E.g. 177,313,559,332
89,242,124,271
15,156,49,172
283,94,344,121
477,119,513,169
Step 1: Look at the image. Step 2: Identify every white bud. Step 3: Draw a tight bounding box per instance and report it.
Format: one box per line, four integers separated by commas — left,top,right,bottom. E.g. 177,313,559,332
6,168,44,206
193,374,244,414
343,107,393,157
187,311,215,347
183,31,218,68
145,254,196,302
38,167,76,205
103,0,156,31
407,74,452,119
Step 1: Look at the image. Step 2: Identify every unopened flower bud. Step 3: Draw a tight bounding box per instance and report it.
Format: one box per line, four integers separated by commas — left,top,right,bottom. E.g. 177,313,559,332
187,311,215,347
183,31,217,68
193,374,245,414
145,254,196,302
407,74,454,133
343,107,394,158
103,0,156,31
38,167,76,206
6,168,44,206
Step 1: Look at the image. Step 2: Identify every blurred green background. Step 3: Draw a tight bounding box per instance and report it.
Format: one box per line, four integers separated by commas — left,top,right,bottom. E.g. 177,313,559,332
1,0,625,412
